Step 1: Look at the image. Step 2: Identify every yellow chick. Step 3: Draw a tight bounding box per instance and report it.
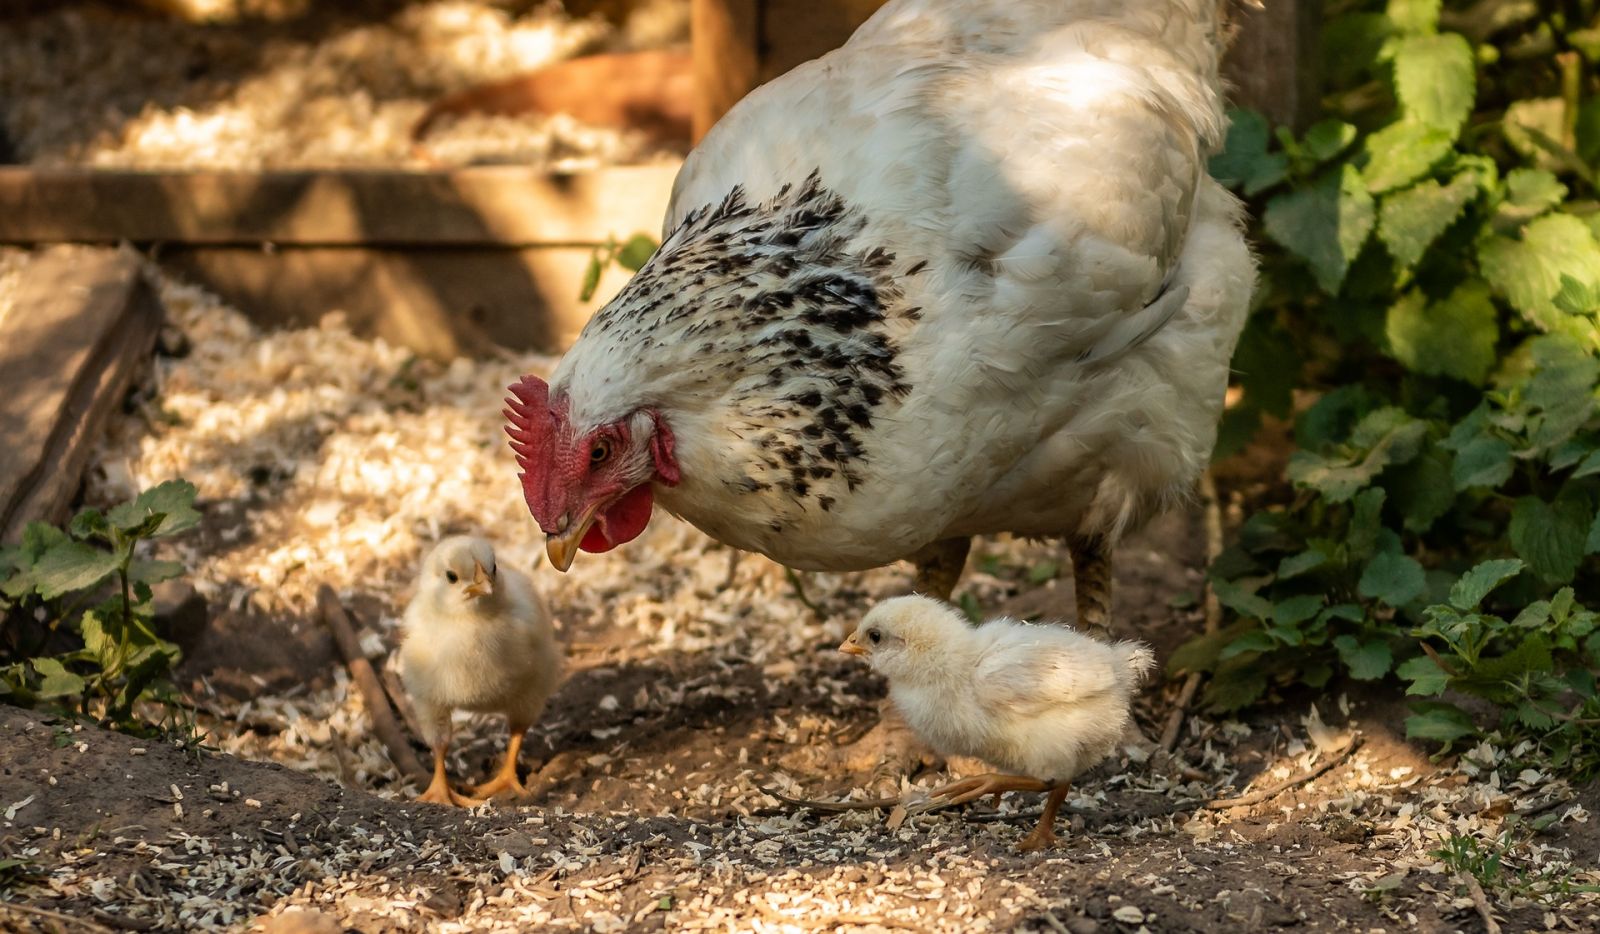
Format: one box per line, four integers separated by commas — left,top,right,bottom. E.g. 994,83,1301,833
400,536,562,806
840,595,1154,849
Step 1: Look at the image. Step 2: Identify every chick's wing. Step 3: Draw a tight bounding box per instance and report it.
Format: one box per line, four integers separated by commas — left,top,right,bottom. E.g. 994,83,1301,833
972,635,1121,718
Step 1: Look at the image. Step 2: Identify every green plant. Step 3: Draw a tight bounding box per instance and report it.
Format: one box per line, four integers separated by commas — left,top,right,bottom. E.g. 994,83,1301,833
1179,0,1600,773
0,479,199,729
579,232,659,301
1434,830,1600,903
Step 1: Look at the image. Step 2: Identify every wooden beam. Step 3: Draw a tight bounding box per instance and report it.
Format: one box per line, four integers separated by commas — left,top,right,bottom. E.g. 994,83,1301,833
157,244,622,359
0,246,163,543
692,0,761,142
0,164,681,247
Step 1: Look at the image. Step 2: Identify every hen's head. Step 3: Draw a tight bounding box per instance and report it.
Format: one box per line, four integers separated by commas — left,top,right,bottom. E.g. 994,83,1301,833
504,375,680,571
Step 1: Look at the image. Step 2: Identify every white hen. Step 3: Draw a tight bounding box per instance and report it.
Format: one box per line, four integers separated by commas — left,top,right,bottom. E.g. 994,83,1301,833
400,536,562,806
842,595,1155,848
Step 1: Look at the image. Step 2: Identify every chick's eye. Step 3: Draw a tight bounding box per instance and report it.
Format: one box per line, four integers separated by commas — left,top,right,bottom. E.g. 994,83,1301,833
868,629,882,644
445,570,458,583
589,440,612,465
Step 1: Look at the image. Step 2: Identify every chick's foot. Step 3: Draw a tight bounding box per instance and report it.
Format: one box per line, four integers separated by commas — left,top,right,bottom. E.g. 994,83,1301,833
918,772,1050,811
469,730,530,799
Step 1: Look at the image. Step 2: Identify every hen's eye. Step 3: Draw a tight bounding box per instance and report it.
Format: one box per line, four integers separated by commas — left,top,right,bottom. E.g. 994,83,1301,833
868,628,882,644
590,440,612,465
445,570,459,583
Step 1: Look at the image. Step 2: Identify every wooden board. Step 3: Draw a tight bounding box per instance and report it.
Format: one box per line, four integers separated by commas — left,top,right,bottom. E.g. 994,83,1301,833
0,164,680,247
0,246,163,543
1222,0,1324,132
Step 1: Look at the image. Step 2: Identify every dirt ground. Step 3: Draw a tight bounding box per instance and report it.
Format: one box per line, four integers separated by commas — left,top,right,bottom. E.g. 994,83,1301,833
3,503,1599,932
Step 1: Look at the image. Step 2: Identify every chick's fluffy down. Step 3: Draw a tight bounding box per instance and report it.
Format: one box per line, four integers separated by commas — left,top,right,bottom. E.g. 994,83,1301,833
400,554,561,747
868,596,1154,783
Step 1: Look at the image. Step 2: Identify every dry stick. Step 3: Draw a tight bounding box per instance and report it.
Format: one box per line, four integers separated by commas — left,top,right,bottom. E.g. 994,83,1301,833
379,664,426,741
1160,471,1226,753
1459,871,1503,934
1203,736,1363,810
316,585,428,782
0,902,116,933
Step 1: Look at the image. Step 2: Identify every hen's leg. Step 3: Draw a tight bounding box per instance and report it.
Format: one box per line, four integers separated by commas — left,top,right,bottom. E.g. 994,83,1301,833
787,538,972,780
1069,537,1157,759
417,727,485,807
1069,538,1113,634
1018,784,1070,851
469,718,530,799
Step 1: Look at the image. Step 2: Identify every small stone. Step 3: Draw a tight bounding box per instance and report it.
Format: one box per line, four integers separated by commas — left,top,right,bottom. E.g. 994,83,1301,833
1112,906,1145,925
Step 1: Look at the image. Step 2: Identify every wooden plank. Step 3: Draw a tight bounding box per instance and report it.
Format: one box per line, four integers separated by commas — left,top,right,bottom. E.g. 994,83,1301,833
0,164,681,247
1,246,163,543
158,244,626,358
1222,0,1324,132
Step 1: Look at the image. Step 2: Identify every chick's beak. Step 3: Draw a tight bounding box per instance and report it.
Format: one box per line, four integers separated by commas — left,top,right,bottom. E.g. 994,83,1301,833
545,502,600,573
463,559,494,599
839,633,867,657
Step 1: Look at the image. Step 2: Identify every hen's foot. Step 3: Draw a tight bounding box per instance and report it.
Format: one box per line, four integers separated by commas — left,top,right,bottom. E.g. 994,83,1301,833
416,773,485,808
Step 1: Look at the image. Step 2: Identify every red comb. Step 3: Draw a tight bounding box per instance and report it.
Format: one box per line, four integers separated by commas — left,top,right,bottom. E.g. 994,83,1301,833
503,374,553,474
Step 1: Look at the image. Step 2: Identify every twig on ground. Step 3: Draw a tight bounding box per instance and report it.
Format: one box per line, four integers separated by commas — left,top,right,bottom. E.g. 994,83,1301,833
1458,871,1503,934
379,663,426,741
1160,471,1225,753
761,786,900,812
0,902,116,933
316,585,428,782
1203,736,1362,810
783,566,824,617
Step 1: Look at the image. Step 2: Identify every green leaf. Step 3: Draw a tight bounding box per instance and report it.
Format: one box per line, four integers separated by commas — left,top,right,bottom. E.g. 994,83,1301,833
1360,122,1455,192
579,248,606,302
1211,578,1274,621
1500,168,1567,223
108,480,201,539
1385,445,1455,533
1405,702,1477,744
1277,550,1327,580
1479,214,1600,343
1359,552,1427,606
1288,408,1427,502
1220,630,1277,660
1210,109,1289,195
1449,559,1525,610
1503,98,1571,171
1202,662,1270,712
68,508,110,543
1025,561,1059,585
128,559,184,586
30,542,120,600
30,657,86,699
1588,509,1600,554
1301,119,1358,164
1264,164,1375,295
1397,654,1451,696
1273,594,1326,627
1385,281,1497,384
615,234,658,272
1392,34,1475,133
1509,495,1590,583
1334,635,1394,679
1449,435,1513,490
1385,0,1439,34
1554,274,1600,316
1377,173,1478,268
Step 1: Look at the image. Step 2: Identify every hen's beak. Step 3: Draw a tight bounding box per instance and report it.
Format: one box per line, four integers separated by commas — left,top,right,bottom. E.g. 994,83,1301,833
545,502,600,573
839,633,867,657
463,559,494,599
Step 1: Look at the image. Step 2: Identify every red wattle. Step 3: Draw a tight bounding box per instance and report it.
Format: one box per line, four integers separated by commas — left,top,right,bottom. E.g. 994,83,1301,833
579,484,654,553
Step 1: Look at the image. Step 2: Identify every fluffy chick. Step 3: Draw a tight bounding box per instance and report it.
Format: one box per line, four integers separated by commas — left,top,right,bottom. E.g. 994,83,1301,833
840,594,1154,849
400,536,562,806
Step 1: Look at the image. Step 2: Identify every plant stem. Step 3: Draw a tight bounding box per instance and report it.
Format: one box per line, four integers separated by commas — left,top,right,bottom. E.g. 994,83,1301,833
1558,51,1582,154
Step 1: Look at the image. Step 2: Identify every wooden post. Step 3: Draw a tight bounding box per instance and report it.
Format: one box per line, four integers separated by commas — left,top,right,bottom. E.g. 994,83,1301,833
1222,0,1324,132
692,0,762,141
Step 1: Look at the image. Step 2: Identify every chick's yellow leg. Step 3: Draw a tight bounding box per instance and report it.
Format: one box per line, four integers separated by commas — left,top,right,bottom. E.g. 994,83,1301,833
1018,784,1070,851
417,743,485,807
468,719,530,799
